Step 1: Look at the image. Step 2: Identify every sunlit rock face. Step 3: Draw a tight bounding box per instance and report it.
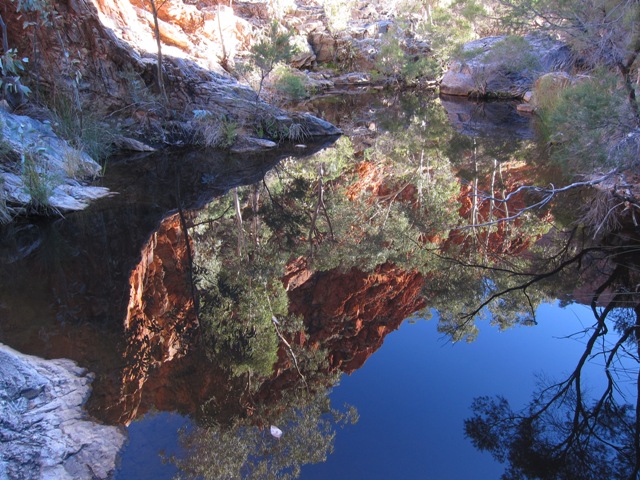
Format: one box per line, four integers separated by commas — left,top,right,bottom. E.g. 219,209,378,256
2,0,340,142
286,259,426,373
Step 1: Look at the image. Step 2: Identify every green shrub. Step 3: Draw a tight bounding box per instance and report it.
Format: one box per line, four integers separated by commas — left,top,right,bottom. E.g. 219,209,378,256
254,114,308,142
244,21,297,101
192,110,239,148
537,71,632,171
196,259,283,378
274,67,308,101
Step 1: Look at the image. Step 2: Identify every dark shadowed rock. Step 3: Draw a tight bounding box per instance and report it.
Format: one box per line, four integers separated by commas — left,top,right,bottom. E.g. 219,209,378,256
440,33,573,99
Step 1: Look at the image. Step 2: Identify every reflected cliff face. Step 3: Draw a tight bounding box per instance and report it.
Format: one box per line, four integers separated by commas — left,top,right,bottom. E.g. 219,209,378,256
0,93,584,420
1,92,639,479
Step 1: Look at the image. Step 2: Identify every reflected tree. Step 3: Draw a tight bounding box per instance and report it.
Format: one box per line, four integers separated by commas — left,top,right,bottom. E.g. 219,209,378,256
170,391,357,480
464,242,640,479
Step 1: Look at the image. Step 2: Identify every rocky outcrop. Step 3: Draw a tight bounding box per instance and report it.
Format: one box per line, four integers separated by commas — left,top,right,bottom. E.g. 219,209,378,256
0,343,125,480
440,33,573,98
1,0,340,149
0,108,111,217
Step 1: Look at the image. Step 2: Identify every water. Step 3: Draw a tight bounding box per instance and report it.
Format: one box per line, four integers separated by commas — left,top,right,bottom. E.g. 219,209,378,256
112,302,612,480
1,91,638,479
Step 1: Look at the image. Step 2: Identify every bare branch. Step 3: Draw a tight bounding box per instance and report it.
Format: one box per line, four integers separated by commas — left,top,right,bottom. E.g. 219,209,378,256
457,170,618,230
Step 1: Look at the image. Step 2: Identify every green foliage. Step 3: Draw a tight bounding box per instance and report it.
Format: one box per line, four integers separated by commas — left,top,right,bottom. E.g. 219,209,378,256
536,72,633,171
245,21,297,101
172,391,357,480
192,111,239,149
314,136,353,181
414,3,477,77
13,0,53,22
532,73,572,112
192,188,293,378
334,41,359,71
484,36,541,74
254,114,308,143
48,93,113,164
375,25,439,82
273,66,308,101
20,144,55,209
0,48,31,100
197,272,281,378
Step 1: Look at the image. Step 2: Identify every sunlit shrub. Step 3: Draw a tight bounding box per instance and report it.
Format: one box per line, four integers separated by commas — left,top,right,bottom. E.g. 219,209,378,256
273,66,308,101
536,70,633,171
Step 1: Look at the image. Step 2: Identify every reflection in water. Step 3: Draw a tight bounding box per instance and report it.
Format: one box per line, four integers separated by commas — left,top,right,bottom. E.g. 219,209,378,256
171,391,357,480
465,240,640,480
1,92,639,479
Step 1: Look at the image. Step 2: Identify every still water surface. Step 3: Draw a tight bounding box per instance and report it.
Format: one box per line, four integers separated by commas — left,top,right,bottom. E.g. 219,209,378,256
1,91,638,479
118,303,606,479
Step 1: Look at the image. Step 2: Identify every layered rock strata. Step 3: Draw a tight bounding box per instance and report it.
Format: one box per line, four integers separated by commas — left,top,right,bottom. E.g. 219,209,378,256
0,343,126,480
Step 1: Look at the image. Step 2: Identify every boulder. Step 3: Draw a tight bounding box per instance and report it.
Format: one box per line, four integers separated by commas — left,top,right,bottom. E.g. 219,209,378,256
0,343,126,480
230,136,277,153
334,72,372,85
309,31,337,63
290,35,317,69
440,33,573,98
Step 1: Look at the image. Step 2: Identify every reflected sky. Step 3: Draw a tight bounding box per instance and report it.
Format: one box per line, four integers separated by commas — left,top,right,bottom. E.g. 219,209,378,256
302,303,607,480
116,302,609,479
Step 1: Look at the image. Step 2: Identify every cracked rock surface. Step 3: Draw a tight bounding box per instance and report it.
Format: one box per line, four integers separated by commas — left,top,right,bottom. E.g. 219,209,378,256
0,343,126,480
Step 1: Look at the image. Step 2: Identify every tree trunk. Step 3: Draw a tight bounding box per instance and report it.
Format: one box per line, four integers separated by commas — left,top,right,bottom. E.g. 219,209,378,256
149,0,168,103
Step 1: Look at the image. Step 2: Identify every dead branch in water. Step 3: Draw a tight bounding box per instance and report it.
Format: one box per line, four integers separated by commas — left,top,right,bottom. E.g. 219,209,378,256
457,169,622,230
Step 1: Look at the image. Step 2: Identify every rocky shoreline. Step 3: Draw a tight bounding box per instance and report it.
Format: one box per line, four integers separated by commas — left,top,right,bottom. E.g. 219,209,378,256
0,343,126,480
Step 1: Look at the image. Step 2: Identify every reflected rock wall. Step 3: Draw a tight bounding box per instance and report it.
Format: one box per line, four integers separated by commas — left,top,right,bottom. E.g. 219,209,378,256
286,259,426,373
90,213,199,424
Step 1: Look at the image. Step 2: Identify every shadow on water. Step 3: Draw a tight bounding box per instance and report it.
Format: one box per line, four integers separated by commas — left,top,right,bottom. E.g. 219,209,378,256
439,94,535,139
